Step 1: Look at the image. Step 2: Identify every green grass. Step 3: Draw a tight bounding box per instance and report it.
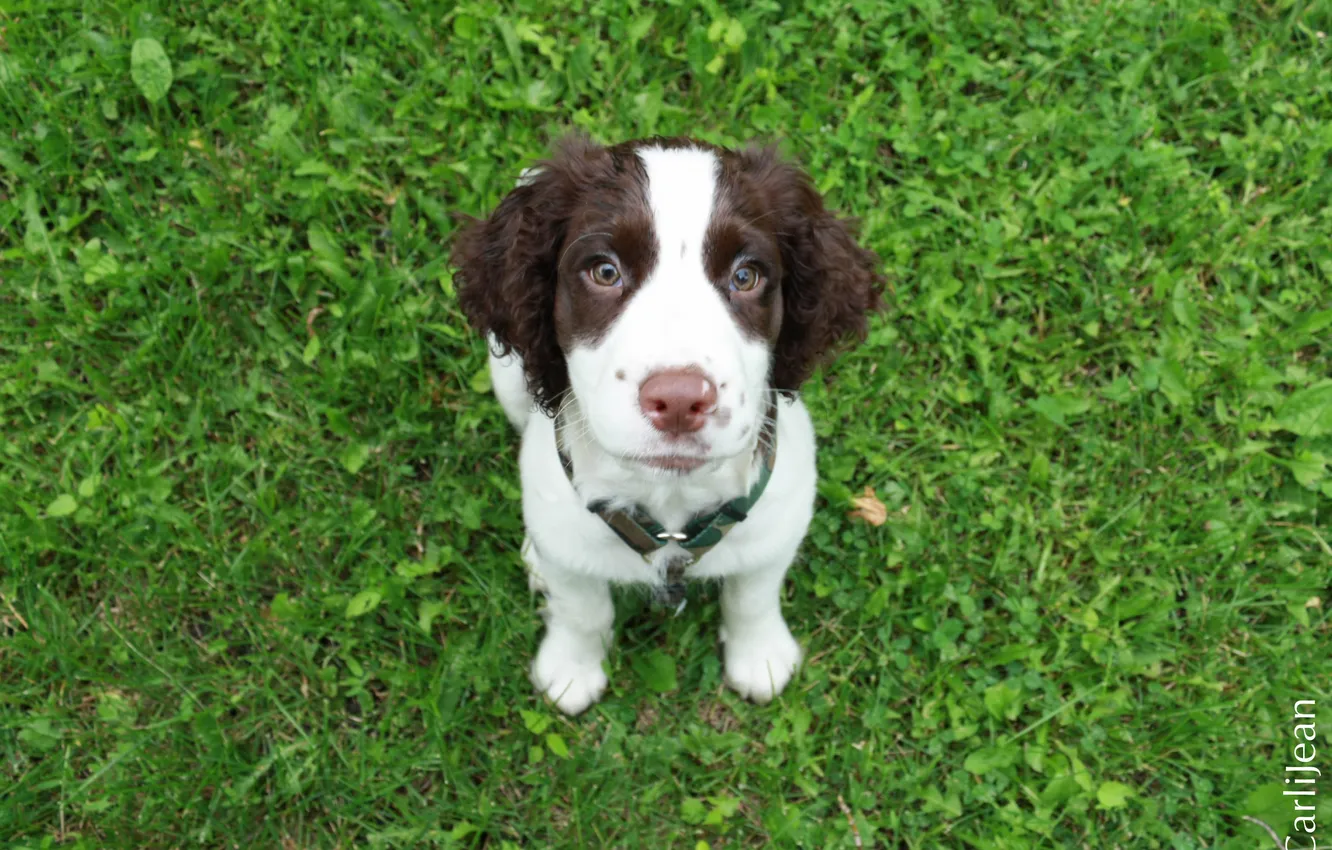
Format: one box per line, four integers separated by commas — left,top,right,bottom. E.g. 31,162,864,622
3,0,1331,847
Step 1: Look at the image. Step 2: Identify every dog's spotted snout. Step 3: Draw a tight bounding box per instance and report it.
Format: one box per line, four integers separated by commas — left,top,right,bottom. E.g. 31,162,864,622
638,369,718,434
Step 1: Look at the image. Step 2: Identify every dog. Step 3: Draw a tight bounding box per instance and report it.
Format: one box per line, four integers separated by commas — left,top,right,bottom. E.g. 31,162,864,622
453,136,881,714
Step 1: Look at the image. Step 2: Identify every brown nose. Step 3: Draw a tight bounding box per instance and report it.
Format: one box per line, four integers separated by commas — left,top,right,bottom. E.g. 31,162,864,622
638,369,718,434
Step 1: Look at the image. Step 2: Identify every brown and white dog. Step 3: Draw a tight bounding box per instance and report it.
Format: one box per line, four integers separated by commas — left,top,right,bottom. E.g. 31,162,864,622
454,136,881,714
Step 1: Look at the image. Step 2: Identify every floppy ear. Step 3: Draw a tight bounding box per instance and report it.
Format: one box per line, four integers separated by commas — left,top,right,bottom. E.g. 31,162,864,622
452,137,606,413
739,147,884,390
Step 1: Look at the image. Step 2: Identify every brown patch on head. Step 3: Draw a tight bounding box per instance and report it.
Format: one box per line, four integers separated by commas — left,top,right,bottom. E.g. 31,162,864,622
552,146,659,353
703,162,785,345
709,145,884,389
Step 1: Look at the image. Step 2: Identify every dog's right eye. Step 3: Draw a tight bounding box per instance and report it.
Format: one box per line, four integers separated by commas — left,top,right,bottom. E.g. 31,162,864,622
585,261,623,288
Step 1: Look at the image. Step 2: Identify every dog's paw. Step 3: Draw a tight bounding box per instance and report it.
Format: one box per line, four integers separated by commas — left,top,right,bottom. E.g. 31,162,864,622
722,620,802,704
531,632,608,716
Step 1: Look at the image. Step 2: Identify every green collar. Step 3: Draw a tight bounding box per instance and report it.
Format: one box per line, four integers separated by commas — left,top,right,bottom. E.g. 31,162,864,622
557,398,779,606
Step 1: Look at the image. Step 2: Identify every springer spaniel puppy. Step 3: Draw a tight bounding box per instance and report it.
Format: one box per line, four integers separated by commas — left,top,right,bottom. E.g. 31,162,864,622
454,136,881,715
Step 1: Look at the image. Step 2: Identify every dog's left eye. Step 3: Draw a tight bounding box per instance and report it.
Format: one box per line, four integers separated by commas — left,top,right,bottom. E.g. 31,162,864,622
585,261,623,288
730,264,763,292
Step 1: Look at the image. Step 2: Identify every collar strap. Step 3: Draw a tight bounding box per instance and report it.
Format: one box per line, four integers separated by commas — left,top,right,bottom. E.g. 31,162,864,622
558,396,779,564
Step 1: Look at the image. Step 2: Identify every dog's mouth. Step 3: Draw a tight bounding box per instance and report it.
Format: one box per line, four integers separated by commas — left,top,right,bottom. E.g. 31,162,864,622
640,455,707,473
632,434,716,473
624,419,769,473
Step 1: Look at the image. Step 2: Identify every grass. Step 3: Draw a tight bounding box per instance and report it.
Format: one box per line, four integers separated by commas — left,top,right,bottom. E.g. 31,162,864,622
2,0,1330,846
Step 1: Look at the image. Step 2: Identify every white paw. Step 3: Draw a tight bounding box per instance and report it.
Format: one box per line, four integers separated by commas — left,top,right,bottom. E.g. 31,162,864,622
722,620,802,704
531,631,608,716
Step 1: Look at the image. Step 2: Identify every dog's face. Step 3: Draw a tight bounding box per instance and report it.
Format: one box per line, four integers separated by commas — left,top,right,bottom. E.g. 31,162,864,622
455,137,881,472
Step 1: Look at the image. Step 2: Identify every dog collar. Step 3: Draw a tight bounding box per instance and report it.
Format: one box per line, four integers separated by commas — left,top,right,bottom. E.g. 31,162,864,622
556,397,779,609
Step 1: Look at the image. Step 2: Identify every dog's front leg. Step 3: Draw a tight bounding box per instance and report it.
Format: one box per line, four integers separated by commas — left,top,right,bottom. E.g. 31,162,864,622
720,565,803,703
530,564,614,716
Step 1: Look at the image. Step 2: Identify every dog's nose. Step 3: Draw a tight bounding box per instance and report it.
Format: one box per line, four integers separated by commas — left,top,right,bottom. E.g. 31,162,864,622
638,369,718,434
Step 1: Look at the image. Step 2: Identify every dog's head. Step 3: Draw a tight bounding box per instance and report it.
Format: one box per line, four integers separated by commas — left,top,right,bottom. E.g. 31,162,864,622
454,136,882,472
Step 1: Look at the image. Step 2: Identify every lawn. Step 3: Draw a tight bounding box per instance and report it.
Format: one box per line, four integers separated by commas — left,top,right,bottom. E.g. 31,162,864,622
2,0,1331,847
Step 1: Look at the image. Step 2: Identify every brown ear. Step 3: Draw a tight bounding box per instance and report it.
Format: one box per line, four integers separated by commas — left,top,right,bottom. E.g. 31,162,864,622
451,136,607,413
736,147,884,390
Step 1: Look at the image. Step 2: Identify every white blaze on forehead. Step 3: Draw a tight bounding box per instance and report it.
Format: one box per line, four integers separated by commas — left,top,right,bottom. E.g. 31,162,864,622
636,146,719,272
